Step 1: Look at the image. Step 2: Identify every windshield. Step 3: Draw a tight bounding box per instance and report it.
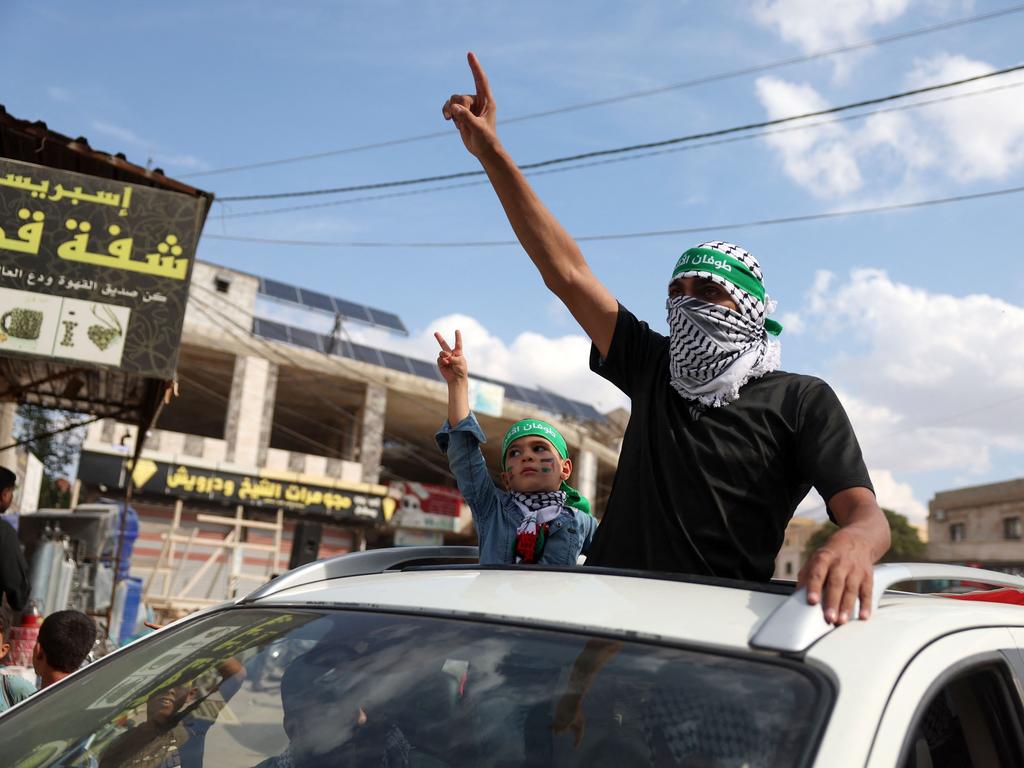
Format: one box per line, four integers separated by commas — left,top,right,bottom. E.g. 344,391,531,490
0,607,829,768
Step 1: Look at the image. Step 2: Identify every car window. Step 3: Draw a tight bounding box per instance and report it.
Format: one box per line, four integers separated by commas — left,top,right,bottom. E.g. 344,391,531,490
0,607,831,768
900,663,1024,768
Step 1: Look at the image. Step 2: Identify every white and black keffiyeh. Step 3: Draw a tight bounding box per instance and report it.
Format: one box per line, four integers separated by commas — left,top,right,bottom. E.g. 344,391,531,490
667,241,781,407
511,490,567,563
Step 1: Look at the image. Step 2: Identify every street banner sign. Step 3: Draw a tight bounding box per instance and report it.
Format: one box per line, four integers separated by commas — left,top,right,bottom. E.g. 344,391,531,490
0,158,205,379
78,450,395,523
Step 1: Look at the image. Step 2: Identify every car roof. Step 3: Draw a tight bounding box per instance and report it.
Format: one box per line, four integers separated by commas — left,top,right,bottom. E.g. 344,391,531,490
242,549,1024,659
252,566,793,651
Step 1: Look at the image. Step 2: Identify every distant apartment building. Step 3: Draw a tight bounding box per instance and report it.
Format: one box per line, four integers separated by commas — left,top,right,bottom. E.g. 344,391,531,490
773,516,819,580
927,478,1024,574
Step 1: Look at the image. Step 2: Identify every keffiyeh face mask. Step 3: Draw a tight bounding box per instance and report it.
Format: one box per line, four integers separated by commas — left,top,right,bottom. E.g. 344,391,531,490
667,241,782,407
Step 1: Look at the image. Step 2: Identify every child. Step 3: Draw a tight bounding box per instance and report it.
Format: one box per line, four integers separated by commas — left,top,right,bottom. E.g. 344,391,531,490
32,609,96,689
434,330,597,565
0,603,36,711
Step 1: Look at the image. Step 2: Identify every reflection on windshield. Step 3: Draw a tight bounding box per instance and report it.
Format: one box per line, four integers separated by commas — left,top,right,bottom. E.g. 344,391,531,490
0,608,828,767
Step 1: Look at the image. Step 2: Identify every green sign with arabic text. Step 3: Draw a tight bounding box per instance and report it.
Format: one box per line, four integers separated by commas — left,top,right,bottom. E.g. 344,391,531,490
0,157,206,378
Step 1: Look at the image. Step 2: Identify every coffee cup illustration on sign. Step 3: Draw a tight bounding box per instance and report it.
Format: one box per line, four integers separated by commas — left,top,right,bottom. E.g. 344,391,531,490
1,308,43,340
87,304,122,351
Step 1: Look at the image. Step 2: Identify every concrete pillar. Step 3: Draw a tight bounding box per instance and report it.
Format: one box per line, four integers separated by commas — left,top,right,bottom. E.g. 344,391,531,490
358,382,387,484
224,356,278,469
0,401,17,471
576,446,598,511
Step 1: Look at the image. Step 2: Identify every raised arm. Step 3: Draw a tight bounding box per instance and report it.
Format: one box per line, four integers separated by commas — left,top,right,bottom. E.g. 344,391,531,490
436,329,469,424
442,53,619,357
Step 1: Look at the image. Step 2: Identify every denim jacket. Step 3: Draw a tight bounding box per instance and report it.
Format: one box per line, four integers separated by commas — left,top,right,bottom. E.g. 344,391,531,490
436,412,597,566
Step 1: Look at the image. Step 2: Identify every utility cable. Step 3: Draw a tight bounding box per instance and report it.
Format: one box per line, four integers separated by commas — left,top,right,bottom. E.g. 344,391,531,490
188,285,614,490
183,3,1024,178
0,411,117,454
212,78,1024,220
187,292,459,480
217,63,1024,202
187,290,616,495
203,184,1024,249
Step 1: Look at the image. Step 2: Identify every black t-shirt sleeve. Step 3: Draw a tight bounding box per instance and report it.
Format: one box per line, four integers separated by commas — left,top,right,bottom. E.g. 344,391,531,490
795,379,874,517
589,303,665,397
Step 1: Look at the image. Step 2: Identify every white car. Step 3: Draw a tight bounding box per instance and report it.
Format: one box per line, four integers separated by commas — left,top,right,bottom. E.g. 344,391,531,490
2,548,1024,767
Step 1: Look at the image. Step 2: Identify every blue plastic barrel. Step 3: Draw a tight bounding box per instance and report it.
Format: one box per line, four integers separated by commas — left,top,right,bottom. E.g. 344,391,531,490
118,577,143,645
102,501,139,580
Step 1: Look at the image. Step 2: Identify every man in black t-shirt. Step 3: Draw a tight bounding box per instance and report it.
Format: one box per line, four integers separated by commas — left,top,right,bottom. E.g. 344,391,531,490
441,54,891,625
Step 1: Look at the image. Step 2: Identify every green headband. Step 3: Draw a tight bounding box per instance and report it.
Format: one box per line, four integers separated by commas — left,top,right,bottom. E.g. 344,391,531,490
672,247,765,303
501,418,591,515
671,247,783,336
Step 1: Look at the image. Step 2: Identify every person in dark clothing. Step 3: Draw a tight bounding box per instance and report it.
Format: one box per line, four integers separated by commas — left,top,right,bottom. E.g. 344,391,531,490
441,53,891,625
0,467,30,611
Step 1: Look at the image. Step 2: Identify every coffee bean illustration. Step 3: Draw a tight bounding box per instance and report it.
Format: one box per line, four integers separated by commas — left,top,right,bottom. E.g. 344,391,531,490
60,320,78,347
87,325,120,350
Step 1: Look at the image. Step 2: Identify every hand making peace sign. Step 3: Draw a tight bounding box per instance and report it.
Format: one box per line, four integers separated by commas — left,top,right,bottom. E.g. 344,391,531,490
435,329,468,383
441,52,499,158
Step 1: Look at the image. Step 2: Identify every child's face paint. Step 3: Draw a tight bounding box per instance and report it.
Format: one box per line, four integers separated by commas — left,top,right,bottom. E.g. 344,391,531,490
503,437,569,492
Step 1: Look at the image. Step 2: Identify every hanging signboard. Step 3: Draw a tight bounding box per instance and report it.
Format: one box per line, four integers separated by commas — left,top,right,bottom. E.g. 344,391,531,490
389,481,466,532
0,158,205,379
78,450,395,523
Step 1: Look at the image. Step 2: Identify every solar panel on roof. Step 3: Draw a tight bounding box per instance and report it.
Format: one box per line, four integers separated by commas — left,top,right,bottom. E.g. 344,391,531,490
379,350,414,375
333,298,372,323
408,357,444,381
365,307,407,334
261,278,299,303
289,327,323,352
253,318,290,343
254,317,604,422
350,343,383,366
256,276,408,335
298,288,336,313
521,388,559,413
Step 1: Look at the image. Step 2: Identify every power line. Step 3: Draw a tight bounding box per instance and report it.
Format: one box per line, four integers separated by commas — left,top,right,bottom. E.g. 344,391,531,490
186,285,614,492
0,411,116,454
216,63,1024,202
183,3,1024,179
186,291,460,480
203,184,1024,249
212,78,1024,220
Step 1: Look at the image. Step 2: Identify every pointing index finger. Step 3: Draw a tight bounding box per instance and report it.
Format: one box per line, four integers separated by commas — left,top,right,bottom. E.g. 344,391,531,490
467,51,492,112
434,331,452,353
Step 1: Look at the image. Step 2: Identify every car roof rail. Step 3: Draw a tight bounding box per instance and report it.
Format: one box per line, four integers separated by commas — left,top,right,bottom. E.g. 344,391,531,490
750,562,1024,654
240,545,480,604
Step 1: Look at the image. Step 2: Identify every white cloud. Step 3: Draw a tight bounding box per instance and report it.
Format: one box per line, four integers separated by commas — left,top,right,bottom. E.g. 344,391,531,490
755,76,864,197
46,86,73,103
869,468,930,523
755,52,1024,200
89,120,208,173
904,53,1024,182
803,269,1024,501
777,311,805,334
91,120,145,146
752,0,914,54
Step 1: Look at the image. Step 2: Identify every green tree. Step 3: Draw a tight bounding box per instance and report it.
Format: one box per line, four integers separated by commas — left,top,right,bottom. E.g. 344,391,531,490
804,508,926,563
14,405,86,508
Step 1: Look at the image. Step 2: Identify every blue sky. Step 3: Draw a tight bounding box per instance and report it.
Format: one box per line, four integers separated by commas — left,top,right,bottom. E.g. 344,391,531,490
4,1,1024,523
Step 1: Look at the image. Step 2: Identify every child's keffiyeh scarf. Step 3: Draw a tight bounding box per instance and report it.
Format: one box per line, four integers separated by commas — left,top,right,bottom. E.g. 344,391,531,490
512,490,566,563
667,241,783,407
